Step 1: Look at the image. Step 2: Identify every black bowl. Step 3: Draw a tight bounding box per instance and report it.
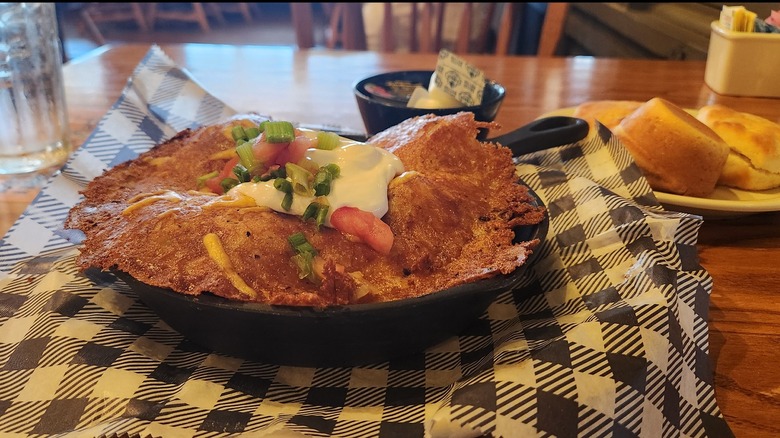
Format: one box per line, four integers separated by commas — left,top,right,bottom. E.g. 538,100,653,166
114,183,546,368
353,70,506,139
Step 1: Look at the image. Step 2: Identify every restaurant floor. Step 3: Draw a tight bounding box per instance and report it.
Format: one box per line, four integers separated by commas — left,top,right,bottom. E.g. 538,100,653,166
59,3,328,62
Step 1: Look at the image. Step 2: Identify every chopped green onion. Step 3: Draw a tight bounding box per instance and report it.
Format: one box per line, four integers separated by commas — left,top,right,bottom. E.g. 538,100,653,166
316,131,340,150
245,126,261,139
323,163,340,178
233,164,251,183
301,202,319,222
231,126,248,142
288,232,308,249
220,178,239,192
288,232,317,255
281,192,293,211
273,177,293,193
291,252,315,281
285,162,313,196
313,164,340,196
315,203,329,228
302,197,330,229
287,232,318,282
270,166,286,179
264,121,295,143
196,170,219,188
313,168,333,196
235,141,259,172
273,173,297,212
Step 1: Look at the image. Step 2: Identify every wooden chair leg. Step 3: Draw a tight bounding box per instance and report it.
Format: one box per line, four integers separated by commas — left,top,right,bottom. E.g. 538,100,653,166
290,3,315,49
204,3,225,26
419,3,445,53
433,3,445,52
537,2,569,57
131,3,148,31
327,3,344,49
455,3,473,54
341,3,366,50
495,3,516,56
419,4,433,53
80,8,106,46
474,2,497,53
237,3,253,23
146,3,157,30
380,3,395,53
193,3,211,32
409,3,419,52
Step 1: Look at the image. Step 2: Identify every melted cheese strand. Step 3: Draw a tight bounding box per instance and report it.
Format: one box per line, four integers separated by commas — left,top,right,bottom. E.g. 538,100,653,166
123,190,184,215
203,233,259,299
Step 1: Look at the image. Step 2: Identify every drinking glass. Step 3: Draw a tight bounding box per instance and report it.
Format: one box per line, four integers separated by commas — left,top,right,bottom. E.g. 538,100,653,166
0,3,71,175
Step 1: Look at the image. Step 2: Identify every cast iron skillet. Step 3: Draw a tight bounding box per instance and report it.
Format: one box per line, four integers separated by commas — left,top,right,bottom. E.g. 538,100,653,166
112,116,588,367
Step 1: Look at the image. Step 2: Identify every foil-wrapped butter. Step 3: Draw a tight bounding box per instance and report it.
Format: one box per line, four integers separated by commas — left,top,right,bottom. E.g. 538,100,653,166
407,49,485,109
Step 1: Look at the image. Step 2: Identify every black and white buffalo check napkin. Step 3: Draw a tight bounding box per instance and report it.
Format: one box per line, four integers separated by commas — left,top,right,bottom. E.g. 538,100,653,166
0,45,734,437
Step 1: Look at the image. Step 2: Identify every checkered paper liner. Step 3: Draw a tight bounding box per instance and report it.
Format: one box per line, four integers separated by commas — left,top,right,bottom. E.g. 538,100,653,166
0,46,733,437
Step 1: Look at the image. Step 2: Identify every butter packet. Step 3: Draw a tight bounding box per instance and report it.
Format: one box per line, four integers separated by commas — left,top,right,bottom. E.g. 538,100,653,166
719,5,757,32
407,49,485,109
431,49,485,106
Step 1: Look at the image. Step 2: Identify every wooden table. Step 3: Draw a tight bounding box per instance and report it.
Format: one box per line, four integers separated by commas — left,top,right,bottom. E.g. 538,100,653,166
1,43,778,437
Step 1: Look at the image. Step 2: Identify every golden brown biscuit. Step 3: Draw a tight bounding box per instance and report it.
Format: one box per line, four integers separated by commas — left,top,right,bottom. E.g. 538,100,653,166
613,98,730,197
696,104,780,190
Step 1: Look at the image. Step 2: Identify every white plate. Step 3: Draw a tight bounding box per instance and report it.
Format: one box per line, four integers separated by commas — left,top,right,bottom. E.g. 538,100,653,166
541,106,780,219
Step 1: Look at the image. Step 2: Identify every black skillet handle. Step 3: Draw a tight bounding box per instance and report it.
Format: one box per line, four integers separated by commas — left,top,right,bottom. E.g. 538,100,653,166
487,116,589,156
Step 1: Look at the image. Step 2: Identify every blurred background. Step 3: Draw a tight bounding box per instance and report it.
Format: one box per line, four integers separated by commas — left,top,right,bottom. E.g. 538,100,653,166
56,3,778,62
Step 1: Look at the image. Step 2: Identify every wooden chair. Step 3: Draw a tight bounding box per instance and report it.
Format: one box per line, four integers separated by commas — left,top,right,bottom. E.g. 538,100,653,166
315,2,569,56
146,3,225,33
80,3,148,46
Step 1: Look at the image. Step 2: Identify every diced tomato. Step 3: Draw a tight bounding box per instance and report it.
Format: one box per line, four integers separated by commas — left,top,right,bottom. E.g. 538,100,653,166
252,140,288,166
275,135,315,166
205,156,239,194
330,206,394,255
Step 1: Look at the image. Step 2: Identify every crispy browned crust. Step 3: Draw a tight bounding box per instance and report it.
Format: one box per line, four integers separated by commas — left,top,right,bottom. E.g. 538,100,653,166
66,112,546,306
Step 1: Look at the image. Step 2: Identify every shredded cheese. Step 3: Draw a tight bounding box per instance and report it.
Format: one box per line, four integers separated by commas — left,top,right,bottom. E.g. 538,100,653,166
209,149,237,161
148,156,174,167
389,170,420,188
203,233,259,299
123,190,184,215
204,192,259,209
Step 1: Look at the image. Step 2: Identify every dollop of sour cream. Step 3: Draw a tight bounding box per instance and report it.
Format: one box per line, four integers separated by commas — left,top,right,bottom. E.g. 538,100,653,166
227,130,404,227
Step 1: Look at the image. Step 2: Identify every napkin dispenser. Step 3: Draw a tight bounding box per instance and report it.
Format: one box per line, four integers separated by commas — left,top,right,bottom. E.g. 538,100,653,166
704,20,780,98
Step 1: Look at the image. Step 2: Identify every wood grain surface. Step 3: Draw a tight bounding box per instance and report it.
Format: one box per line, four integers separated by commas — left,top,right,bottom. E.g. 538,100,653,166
1,43,778,437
